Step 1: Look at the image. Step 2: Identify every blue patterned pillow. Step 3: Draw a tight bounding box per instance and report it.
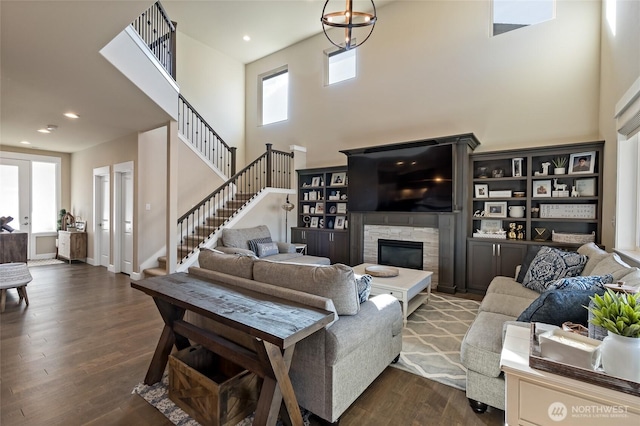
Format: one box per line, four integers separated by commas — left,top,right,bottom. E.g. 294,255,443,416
547,274,614,292
256,242,279,257
521,247,588,293
517,288,605,326
248,237,272,255
356,274,372,303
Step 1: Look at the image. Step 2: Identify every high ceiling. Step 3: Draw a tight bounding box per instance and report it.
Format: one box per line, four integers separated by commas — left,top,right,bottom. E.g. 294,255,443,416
1,0,391,153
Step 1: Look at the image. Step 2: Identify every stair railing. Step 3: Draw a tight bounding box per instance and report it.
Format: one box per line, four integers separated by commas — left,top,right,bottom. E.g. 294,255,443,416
131,1,176,79
177,144,294,262
178,95,237,178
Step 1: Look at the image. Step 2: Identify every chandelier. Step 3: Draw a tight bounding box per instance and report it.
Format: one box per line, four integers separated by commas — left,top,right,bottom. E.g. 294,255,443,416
321,0,377,50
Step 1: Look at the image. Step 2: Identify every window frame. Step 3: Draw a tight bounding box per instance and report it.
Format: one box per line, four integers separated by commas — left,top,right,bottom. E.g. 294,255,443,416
324,46,357,86
258,65,289,126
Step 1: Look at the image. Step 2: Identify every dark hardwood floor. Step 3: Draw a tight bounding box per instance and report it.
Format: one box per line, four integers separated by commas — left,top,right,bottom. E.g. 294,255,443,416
0,263,504,425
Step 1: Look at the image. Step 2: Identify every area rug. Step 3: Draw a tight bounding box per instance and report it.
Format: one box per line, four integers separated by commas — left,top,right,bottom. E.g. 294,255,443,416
133,374,311,426
391,293,481,391
27,258,65,267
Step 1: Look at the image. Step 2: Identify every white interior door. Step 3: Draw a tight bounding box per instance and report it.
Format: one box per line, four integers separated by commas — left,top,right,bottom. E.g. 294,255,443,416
120,171,133,274
98,174,110,267
0,159,30,251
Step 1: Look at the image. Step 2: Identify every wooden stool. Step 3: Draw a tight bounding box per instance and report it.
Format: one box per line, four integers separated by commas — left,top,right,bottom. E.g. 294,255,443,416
0,262,32,312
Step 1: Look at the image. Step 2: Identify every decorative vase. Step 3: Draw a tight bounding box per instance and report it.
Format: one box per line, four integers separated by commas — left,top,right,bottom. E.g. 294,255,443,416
600,331,640,382
553,167,566,175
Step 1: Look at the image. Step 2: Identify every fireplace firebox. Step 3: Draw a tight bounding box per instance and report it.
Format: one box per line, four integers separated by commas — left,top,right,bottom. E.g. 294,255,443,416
377,239,423,270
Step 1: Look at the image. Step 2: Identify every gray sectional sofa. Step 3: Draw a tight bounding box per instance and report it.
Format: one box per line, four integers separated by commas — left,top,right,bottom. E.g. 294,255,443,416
460,243,640,413
186,248,404,423
214,224,330,264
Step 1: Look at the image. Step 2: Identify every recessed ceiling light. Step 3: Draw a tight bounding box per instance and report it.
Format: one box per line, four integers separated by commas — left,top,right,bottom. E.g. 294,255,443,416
38,124,58,133
20,140,31,145
64,112,79,119
243,35,251,42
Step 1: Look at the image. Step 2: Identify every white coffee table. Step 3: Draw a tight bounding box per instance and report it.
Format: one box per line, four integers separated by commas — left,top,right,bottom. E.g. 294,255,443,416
352,263,433,325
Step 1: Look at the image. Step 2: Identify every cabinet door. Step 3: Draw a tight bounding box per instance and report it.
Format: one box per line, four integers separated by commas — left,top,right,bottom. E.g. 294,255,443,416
294,229,322,256
496,242,528,278
467,240,498,292
329,231,350,265
291,228,306,244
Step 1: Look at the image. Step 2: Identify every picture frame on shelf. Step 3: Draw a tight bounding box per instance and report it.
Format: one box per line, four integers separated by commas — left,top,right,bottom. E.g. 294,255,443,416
330,172,346,186
303,205,310,214
533,180,552,197
311,176,321,187
334,216,346,230
575,177,596,197
75,221,86,232
310,217,319,228
480,219,503,233
569,151,596,174
337,203,347,214
308,191,317,201
512,158,523,177
315,202,324,214
474,184,489,198
484,201,508,218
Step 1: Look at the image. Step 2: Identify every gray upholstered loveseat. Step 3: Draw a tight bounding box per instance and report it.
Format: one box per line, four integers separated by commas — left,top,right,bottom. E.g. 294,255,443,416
460,243,640,413
215,224,330,264
186,248,404,423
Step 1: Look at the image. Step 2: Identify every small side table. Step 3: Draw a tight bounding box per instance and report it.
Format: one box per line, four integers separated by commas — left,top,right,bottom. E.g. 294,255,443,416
294,243,307,254
501,324,640,425
0,262,32,312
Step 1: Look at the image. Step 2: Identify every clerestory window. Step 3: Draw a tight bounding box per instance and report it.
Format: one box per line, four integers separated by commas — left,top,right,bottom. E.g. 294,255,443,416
492,0,555,36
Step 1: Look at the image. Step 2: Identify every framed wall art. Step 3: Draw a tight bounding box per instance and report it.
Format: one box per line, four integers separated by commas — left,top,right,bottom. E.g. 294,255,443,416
569,151,595,174
484,201,507,218
475,184,489,198
533,180,552,197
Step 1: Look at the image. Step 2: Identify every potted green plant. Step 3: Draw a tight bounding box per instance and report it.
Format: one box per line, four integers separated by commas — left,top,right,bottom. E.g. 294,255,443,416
552,157,567,175
587,289,640,381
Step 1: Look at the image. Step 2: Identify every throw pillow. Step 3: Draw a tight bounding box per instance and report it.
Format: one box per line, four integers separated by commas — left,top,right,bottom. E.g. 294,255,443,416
517,288,605,326
590,253,635,281
248,237,273,255
356,274,372,303
256,242,279,258
619,268,640,289
546,274,614,291
516,245,544,283
521,247,588,293
577,242,609,276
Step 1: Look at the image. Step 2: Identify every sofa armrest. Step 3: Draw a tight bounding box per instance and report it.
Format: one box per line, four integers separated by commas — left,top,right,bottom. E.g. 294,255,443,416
214,246,256,257
277,242,297,254
324,294,402,365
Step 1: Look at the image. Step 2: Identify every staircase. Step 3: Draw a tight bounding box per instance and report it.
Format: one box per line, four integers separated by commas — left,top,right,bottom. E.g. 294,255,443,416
131,2,295,278
142,192,254,277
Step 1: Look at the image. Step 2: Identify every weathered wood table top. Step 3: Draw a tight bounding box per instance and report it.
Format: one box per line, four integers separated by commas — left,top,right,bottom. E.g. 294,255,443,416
132,273,334,426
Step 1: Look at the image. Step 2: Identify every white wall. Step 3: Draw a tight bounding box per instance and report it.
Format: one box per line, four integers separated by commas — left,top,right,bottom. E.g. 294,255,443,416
245,0,602,168
176,31,246,165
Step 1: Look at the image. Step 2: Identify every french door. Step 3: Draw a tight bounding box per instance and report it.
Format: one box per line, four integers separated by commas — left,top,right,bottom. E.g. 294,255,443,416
0,155,60,259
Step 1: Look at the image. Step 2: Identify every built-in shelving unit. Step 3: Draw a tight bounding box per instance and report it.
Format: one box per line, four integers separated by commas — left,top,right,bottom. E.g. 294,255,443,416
292,166,350,264
466,141,604,293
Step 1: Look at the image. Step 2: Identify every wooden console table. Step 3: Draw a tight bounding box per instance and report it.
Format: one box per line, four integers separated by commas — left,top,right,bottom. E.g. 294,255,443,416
131,273,334,426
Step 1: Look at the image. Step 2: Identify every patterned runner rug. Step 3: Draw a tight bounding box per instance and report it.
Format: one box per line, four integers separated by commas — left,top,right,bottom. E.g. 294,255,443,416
391,293,481,391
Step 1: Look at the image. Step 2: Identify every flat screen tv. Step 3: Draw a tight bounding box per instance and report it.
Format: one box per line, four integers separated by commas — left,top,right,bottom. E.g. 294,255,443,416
345,142,454,213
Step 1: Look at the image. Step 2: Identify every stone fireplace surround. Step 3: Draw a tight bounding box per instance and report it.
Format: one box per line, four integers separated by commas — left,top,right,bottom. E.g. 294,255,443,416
363,225,439,287
349,211,462,293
